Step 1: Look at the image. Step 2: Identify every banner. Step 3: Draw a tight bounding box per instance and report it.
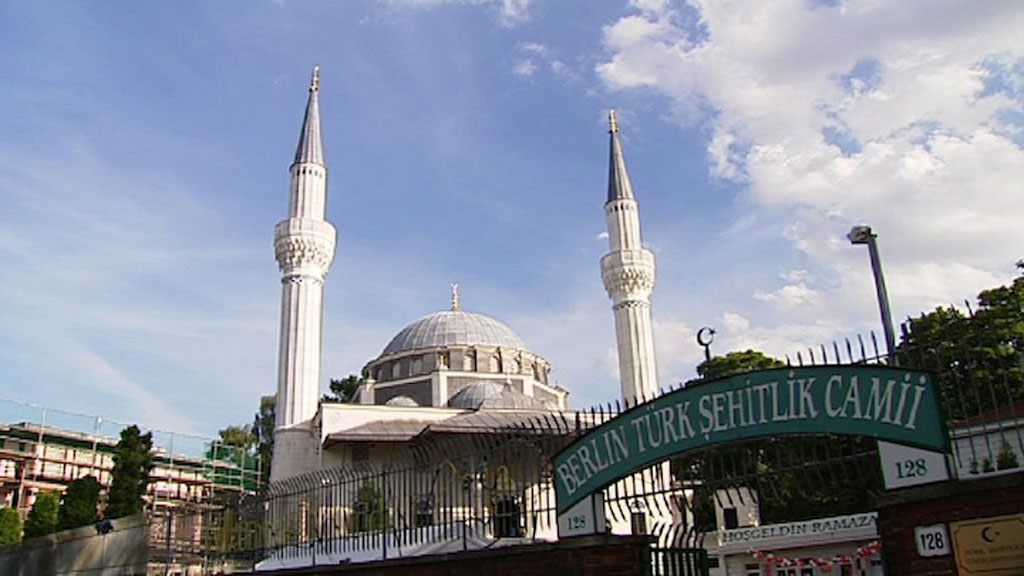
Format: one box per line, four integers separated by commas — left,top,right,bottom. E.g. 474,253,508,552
554,366,946,513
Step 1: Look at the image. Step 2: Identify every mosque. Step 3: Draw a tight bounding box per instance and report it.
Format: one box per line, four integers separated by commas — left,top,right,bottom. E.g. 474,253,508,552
268,67,660,484
253,69,888,576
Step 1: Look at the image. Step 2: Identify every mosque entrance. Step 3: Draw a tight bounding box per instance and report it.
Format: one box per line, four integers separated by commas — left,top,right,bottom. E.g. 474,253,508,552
164,331,1022,575
553,364,950,576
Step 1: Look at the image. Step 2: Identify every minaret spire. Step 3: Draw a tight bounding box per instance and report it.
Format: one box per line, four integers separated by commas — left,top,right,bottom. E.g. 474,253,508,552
600,110,659,403
293,66,324,168
272,68,337,483
607,109,635,203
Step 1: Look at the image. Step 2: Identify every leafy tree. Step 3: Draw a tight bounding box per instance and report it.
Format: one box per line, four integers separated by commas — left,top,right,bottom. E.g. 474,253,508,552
253,395,275,488
59,476,102,530
24,491,59,538
323,375,363,403
0,507,22,545
350,483,388,532
105,425,153,519
207,425,256,467
690,349,786,383
898,270,1024,420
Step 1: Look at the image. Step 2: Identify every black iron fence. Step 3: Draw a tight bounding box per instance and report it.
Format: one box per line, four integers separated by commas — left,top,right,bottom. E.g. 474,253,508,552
140,299,1022,572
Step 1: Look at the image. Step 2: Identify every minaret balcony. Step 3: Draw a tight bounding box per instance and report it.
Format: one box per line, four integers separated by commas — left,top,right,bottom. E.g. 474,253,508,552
274,217,337,275
601,249,656,299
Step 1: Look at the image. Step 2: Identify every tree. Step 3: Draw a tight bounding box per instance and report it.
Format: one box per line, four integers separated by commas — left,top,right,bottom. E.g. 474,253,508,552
691,349,786,383
105,425,154,519
350,483,388,532
323,375,363,403
59,476,102,530
24,491,59,538
0,507,22,546
898,270,1024,420
253,395,275,488
207,425,256,468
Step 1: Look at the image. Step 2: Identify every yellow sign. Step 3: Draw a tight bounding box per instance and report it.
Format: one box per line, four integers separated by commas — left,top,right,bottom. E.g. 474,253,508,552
952,513,1024,575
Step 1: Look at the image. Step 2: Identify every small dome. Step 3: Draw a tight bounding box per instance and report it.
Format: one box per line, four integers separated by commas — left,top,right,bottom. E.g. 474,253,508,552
384,395,420,407
448,381,546,410
381,310,528,356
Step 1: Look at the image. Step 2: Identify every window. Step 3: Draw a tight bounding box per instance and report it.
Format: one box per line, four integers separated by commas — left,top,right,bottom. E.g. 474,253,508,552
744,564,760,576
724,507,739,529
414,497,433,527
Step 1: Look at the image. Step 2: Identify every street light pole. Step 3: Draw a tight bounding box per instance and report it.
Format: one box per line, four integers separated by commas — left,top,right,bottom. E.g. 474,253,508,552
848,225,897,365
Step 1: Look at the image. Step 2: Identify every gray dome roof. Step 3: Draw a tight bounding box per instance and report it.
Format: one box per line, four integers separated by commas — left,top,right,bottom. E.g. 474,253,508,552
381,310,528,356
448,381,546,410
384,395,420,407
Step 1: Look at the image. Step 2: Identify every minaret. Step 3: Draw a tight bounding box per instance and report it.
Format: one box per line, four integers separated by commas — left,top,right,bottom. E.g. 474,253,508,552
600,110,659,403
271,67,336,483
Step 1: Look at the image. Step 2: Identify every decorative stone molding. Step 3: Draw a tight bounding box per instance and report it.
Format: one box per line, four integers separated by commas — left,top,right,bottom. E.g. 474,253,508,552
601,249,656,299
612,300,650,311
274,218,336,275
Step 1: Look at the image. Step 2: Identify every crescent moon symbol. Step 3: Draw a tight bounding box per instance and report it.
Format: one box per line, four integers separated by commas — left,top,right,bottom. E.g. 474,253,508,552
982,526,997,543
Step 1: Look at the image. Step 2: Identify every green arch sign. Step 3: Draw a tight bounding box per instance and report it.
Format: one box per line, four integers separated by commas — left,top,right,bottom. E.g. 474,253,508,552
554,365,948,514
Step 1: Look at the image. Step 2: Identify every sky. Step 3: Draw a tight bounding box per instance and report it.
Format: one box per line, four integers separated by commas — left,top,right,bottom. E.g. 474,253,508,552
0,0,1021,440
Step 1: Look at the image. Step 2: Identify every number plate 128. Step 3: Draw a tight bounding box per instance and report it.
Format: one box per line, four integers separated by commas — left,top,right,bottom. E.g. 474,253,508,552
915,524,950,557
878,441,949,489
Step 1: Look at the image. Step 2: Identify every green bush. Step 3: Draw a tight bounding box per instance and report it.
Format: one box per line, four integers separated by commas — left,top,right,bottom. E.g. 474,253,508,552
0,508,22,545
59,476,102,530
24,492,59,538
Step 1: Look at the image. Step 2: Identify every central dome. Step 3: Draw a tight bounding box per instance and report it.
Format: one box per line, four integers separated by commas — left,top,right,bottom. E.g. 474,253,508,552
381,310,528,356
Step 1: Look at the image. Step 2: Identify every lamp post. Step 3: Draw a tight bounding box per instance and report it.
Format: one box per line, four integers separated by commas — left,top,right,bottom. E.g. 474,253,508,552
847,225,897,365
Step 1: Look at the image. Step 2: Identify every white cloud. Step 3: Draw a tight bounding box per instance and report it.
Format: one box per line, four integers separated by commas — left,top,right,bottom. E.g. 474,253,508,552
722,312,750,333
519,41,549,56
754,282,823,310
499,0,531,27
385,0,531,27
597,0,1024,353
514,59,538,77
654,317,703,385
514,41,582,83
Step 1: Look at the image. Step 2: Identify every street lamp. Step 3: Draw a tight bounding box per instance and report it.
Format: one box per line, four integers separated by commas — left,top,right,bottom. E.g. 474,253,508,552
848,225,897,365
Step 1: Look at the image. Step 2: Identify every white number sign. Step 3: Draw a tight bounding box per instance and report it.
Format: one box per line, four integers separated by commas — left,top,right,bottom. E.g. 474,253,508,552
878,441,949,489
915,524,950,557
557,493,605,538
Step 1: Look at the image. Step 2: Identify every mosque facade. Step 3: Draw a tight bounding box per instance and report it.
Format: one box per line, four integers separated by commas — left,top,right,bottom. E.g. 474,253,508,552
268,68,658,484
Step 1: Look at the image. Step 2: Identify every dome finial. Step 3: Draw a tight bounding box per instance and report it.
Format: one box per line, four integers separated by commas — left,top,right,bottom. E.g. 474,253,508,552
609,109,618,134
451,283,460,311
310,66,320,93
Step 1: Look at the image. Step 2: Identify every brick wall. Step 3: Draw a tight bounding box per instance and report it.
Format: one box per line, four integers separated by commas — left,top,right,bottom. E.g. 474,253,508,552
876,471,1024,575
248,534,652,576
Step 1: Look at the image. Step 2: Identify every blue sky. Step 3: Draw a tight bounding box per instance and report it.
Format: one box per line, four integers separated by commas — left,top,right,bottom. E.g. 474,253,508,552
1,0,1022,439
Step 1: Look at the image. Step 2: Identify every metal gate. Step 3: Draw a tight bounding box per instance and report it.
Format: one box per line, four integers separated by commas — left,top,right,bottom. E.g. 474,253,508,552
650,547,709,576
